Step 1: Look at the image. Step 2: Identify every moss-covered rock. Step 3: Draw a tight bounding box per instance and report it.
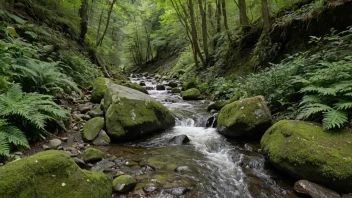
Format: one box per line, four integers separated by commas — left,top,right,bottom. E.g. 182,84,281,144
182,88,201,100
91,77,111,103
0,150,112,198
171,88,181,94
183,81,197,90
217,96,272,137
82,148,104,163
207,101,228,112
104,84,175,141
261,120,352,193
116,81,148,94
83,117,105,141
112,175,137,193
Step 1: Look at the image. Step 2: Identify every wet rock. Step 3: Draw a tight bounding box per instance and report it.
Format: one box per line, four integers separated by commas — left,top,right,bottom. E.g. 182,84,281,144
119,81,148,94
113,175,138,193
143,183,159,193
294,180,340,198
156,84,166,90
0,150,112,198
145,86,154,90
82,114,91,121
93,130,111,146
207,101,228,112
171,88,181,94
42,145,50,150
139,81,146,86
141,165,155,173
239,155,265,169
165,187,190,196
78,104,92,114
205,114,217,128
82,148,104,163
261,120,352,193
83,117,105,141
154,74,161,79
104,84,175,141
175,166,191,173
183,81,197,90
49,139,62,149
72,157,86,167
91,77,111,103
217,96,272,137
168,81,178,88
169,135,190,145
88,106,104,117
92,159,115,172
182,88,202,100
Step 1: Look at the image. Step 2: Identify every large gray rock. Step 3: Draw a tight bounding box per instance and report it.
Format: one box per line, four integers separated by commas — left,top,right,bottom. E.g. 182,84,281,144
83,117,105,141
104,84,175,141
294,180,340,198
217,96,272,137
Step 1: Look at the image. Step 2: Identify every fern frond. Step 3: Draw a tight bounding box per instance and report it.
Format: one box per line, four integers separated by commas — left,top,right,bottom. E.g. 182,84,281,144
322,110,348,130
0,135,10,157
299,95,321,105
2,125,29,148
334,101,352,110
296,103,333,120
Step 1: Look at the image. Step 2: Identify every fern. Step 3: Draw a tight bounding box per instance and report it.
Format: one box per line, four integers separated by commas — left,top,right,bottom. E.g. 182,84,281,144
334,101,352,110
0,119,29,157
322,110,348,130
296,103,333,120
0,84,69,138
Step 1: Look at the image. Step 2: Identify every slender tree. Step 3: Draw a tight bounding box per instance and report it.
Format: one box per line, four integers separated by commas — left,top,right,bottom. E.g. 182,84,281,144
96,0,117,47
188,0,205,67
198,0,209,61
216,0,222,33
261,0,270,32
79,0,89,45
238,0,250,26
221,0,228,30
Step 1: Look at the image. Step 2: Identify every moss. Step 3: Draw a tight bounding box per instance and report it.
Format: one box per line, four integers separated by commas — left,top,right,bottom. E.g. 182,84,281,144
182,88,201,100
91,77,110,103
261,120,352,193
82,148,105,163
171,88,181,94
83,117,105,141
217,96,272,137
115,81,148,94
112,175,137,193
0,150,112,198
207,101,228,112
183,81,197,90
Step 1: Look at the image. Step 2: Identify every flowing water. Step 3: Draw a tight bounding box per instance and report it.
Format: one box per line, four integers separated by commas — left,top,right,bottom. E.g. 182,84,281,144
103,76,300,198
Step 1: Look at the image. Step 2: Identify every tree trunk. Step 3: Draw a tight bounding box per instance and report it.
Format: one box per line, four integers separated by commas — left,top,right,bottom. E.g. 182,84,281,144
221,0,228,30
216,0,221,33
79,0,89,45
96,0,117,47
188,0,205,67
95,9,104,45
198,0,209,61
238,0,250,26
261,0,270,32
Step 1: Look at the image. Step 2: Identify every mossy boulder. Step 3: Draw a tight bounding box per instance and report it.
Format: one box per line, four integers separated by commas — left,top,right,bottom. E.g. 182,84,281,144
182,88,201,100
171,88,181,94
82,148,105,163
207,101,228,112
91,77,111,103
0,150,112,198
117,81,148,94
83,117,105,141
261,120,352,193
183,81,197,90
217,96,272,137
113,175,137,193
104,84,175,141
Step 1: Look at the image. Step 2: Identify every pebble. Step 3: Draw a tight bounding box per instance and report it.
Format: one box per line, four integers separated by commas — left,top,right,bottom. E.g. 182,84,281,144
42,145,50,150
49,139,62,149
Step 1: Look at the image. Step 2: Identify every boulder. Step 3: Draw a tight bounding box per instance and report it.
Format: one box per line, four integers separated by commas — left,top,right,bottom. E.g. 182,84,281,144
169,135,190,145
88,106,104,117
217,96,272,137
82,148,104,163
183,81,197,90
104,84,175,141
207,101,228,112
93,130,111,146
171,88,181,94
154,74,161,79
119,81,148,94
83,117,105,141
91,77,111,103
261,120,352,193
156,84,166,90
168,81,178,88
113,175,137,193
182,88,201,100
0,150,111,198
294,180,340,198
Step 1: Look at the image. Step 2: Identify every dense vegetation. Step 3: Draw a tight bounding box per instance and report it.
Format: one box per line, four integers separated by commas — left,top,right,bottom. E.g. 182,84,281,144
0,0,351,158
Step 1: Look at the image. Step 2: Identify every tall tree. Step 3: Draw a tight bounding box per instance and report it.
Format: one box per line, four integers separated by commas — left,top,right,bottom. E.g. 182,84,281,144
198,0,209,61
79,0,89,45
238,0,250,26
261,0,270,32
216,0,222,33
221,0,228,30
96,0,117,47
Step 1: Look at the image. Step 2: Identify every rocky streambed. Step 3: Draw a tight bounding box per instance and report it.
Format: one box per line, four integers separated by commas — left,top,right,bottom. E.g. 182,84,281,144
1,73,352,198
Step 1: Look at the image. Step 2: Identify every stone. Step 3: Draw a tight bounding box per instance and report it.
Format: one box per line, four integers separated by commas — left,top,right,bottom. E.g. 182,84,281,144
175,166,192,173
82,114,91,121
261,120,352,193
168,81,178,88
156,84,166,90
182,88,201,100
0,150,111,198
83,117,105,141
82,148,104,163
104,84,175,141
118,81,148,94
171,88,181,94
113,175,137,193
78,104,92,114
154,74,161,79
169,135,190,145
143,183,159,193
49,139,62,149
294,180,341,198
91,77,111,103
72,157,86,167
165,187,190,196
205,115,217,128
87,107,104,118
93,130,111,146
91,159,115,172
183,81,197,90
217,96,272,137
42,145,50,150
139,81,146,86
207,101,228,112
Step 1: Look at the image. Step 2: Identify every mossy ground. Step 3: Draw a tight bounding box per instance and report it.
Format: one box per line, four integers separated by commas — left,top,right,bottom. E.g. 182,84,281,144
261,120,352,193
0,150,112,198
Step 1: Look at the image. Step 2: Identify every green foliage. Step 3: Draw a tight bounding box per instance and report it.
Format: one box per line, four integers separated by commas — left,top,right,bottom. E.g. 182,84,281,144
0,119,29,157
0,84,69,140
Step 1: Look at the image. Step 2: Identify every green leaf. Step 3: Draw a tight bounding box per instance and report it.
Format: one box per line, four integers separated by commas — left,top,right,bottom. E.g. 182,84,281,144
7,27,20,38
322,110,348,130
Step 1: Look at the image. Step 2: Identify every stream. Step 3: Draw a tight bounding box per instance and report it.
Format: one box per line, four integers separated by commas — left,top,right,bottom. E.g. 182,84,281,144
101,76,300,198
